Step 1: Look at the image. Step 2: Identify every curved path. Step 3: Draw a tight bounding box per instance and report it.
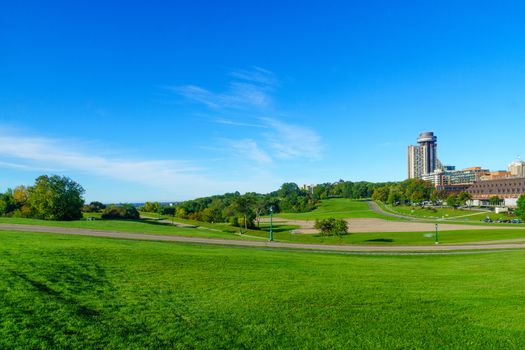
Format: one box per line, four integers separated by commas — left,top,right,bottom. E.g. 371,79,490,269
366,200,412,219
2,223,525,253
261,217,522,234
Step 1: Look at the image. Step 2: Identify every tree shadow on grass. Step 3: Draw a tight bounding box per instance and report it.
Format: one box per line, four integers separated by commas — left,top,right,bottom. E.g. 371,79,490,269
365,238,394,243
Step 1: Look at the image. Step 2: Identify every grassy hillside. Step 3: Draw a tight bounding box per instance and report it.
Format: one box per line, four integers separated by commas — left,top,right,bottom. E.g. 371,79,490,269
0,216,255,240
385,205,517,222
2,216,525,245
1,231,525,349
275,198,388,220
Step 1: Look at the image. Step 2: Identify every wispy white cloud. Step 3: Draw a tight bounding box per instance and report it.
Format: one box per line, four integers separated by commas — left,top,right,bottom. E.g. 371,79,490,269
174,68,324,164
229,66,278,86
262,118,323,160
171,67,275,110
0,132,242,199
226,139,273,164
0,160,60,172
214,118,267,128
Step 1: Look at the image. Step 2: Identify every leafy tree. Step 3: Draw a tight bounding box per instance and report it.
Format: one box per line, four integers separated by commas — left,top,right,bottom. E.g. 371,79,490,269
515,194,525,221
230,195,257,232
410,191,425,205
175,207,187,218
371,187,388,202
314,218,349,236
0,190,15,216
142,202,155,212
28,175,85,220
101,204,140,219
446,194,458,208
489,196,501,206
387,188,402,205
457,192,472,206
82,201,106,213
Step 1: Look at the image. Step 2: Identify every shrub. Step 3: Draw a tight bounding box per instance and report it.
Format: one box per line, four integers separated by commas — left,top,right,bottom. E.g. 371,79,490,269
314,218,349,236
101,204,140,220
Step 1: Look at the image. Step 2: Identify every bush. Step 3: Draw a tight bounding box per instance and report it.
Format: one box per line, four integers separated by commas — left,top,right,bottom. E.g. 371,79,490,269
314,218,349,237
516,195,525,221
82,201,106,213
101,204,140,220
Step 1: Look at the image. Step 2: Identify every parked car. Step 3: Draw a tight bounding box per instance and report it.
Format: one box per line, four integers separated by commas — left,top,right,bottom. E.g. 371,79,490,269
511,219,521,224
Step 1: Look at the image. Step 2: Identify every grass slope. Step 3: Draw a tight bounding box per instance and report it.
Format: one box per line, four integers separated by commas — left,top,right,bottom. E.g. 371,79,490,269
0,216,255,240
384,204,520,223
1,231,525,349
2,216,525,246
275,198,388,220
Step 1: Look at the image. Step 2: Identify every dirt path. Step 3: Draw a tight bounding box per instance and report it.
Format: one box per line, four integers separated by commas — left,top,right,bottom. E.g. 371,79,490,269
2,223,525,253
260,217,522,234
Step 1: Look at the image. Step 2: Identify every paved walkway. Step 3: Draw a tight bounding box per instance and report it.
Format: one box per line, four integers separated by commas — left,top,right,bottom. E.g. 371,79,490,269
2,223,525,253
260,217,522,234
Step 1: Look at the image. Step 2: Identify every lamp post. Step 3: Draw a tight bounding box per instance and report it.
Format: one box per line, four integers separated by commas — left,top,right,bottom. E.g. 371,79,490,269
269,206,273,242
435,223,439,244
170,203,174,225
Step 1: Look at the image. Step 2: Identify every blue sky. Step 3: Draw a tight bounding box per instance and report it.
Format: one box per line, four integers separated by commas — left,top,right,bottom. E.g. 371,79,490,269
1,1,525,202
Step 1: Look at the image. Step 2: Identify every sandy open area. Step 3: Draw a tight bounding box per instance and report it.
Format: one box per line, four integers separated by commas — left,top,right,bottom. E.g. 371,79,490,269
261,217,521,234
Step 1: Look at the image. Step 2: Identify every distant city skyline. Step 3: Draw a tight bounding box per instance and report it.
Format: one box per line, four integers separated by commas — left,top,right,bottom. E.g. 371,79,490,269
2,1,525,202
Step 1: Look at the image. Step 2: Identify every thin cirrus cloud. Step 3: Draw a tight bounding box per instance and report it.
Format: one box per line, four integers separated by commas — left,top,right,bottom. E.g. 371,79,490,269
175,68,323,163
262,117,323,160
0,132,225,194
225,139,273,164
171,68,274,111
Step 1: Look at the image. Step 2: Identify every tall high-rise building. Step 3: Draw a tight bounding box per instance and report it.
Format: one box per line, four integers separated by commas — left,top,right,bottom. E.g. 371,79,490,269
508,158,525,177
407,131,439,179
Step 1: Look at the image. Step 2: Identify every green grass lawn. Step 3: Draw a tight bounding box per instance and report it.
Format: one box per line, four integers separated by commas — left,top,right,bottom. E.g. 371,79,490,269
2,216,525,246
1,231,525,349
0,216,259,241
275,198,389,220
385,204,515,221
256,224,525,245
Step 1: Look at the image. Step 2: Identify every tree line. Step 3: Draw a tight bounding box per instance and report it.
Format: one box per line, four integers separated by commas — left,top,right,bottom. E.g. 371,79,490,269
166,180,395,231
0,175,140,221
370,178,472,207
0,175,85,220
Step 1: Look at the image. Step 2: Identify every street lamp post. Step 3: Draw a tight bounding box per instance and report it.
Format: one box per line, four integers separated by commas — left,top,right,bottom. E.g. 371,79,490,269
435,223,439,244
170,203,174,225
269,206,273,242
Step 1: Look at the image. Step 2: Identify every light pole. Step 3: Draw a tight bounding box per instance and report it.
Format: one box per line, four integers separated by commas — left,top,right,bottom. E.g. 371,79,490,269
435,223,439,244
269,206,273,242
170,203,174,225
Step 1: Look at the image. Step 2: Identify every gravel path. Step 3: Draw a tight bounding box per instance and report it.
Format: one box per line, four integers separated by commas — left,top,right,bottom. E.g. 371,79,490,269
260,217,522,234
2,223,525,253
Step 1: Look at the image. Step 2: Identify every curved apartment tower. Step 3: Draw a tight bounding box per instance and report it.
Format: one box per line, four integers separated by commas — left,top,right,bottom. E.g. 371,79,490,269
408,131,439,179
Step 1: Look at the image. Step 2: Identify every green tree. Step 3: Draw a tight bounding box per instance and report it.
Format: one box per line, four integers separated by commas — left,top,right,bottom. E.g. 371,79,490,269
457,192,472,206
28,175,85,220
489,196,501,206
515,194,525,221
101,204,139,219
371,187,388,202
82,201,106,213
446,194,458,208
410,191,425,205
387,188,402,205
231,195,257,233
314,218,349,236
143,202,155,212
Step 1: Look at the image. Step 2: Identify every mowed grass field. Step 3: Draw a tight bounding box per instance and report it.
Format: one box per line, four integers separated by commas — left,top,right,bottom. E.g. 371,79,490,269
275,198,388,220
2,231,525,349
2,215,525,246
383,204,521,223
0,216,259,241
257,224,525,245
